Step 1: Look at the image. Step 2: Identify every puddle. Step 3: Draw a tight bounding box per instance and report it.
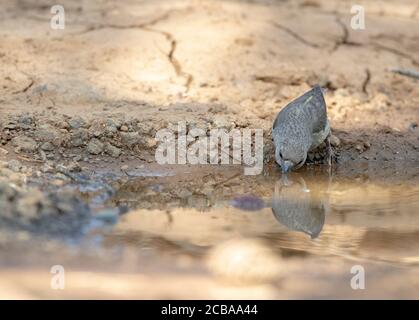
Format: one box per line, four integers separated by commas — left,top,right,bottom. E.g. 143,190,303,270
1,162,419,298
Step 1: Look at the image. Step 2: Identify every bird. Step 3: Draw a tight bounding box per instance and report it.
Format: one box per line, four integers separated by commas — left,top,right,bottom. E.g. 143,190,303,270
272,85,333,173
271,175,327,239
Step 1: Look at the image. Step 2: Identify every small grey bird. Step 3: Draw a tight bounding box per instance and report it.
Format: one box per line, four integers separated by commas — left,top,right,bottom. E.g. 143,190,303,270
272,85,333,173
272,176,326,239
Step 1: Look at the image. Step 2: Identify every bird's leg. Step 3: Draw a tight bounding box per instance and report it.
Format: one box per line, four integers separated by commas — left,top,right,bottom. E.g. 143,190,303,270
325,134,337,167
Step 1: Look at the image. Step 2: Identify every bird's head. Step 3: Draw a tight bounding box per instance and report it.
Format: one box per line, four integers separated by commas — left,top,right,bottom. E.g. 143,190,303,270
275,141,307,173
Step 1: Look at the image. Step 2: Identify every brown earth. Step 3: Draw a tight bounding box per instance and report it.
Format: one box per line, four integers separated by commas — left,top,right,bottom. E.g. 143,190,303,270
0,0,418,169
0,0,419,300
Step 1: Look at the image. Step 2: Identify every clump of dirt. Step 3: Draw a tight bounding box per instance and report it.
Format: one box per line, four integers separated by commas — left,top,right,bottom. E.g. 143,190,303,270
0,111,344,168
0,154,92,236
0,180,91,235
0,113,158,163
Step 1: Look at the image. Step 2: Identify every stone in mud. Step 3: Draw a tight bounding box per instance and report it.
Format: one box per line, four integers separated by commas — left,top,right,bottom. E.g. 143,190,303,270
12,135,37,153
3,119,17,130
105,143,121,158
120,132,140,147
87,138,104,155
67,162,82,173
7,160,22,173
68,116,87,129
56,162,81,175
41,163,54,173
89,119,106,137
58,120,69,130
72,155,82,162
137,120,156,135
105,118,119,135
109,115,125,129
17,114,34,130
330,134,340,147
33,124,62,145
70,128,89,147
53,172,71,181
212,116,233,130
40,142,55,151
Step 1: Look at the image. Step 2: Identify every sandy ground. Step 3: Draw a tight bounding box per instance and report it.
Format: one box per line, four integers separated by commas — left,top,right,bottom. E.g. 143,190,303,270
0,0,419,300
0,0,418,166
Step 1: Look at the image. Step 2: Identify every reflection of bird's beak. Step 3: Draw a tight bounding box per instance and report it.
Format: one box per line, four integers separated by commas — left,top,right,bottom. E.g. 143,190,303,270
282,161,293,173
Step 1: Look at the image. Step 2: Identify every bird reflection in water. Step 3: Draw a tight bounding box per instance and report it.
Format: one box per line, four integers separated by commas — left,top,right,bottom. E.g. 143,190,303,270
272,175,327,239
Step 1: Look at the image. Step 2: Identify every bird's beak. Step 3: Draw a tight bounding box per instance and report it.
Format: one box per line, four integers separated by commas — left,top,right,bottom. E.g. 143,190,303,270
282,160,293,173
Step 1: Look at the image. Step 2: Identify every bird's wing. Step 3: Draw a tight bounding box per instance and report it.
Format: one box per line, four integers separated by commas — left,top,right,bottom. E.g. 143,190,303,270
306,85,328,133
310,119,330,150
273,85,328,142
272,109,282,129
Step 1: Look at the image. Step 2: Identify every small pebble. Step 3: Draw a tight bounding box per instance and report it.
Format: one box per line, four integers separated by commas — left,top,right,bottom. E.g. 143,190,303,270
330,135,340,147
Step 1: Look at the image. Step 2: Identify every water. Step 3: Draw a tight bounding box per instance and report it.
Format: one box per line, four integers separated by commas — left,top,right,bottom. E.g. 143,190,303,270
1,162,419,299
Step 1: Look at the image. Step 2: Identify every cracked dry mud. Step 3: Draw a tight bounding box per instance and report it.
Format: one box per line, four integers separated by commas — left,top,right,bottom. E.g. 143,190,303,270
1,0,418,165
0,0,419,299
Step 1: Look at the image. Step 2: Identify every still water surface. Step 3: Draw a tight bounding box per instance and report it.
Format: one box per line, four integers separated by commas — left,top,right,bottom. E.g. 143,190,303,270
1,162,419,298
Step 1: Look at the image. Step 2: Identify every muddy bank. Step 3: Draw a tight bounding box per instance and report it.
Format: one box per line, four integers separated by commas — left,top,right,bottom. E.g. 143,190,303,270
0,0,419,299
1,0,418,171
0,108,417,172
